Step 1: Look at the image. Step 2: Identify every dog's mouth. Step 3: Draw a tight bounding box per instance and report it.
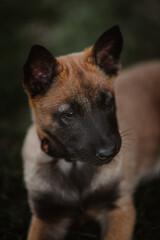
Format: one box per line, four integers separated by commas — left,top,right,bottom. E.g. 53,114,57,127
69,149,121,166
69,134,121,166
69,133,121,166
69,153,115,166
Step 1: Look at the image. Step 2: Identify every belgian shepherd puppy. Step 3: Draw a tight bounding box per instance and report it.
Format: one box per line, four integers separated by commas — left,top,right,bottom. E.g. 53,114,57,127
22,25,160,240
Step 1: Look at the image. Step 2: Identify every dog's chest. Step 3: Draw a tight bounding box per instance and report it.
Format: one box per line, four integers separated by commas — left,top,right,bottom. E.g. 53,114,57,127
32,159,119,223
32,160,93,218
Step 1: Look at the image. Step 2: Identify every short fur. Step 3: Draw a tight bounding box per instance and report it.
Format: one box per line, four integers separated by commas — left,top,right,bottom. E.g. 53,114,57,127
22,25,160,240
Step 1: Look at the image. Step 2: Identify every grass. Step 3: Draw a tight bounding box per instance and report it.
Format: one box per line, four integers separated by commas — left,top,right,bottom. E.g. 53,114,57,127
0,0,160,239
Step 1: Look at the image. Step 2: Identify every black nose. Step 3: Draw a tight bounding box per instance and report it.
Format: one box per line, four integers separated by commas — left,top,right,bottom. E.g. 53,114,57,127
96,145,115,161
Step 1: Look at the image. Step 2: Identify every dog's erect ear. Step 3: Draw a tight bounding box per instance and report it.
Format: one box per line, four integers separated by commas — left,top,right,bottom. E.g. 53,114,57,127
92,25,123,76
23,45,58,98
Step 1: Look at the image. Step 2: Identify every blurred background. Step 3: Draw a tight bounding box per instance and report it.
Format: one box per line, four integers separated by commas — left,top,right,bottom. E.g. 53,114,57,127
0,0,160,239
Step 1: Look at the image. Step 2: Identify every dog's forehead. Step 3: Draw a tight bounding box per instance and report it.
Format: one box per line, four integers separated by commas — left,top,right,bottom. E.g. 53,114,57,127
54,53,113,107
57,51,114,92
33,51,114,111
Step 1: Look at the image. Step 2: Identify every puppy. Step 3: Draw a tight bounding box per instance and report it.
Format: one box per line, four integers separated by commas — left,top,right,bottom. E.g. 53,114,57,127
22,25,160,240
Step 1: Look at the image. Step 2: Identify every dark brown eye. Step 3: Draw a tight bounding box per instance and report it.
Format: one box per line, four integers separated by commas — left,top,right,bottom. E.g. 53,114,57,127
99,89,114,111
105,98,114,111
62,110,75,120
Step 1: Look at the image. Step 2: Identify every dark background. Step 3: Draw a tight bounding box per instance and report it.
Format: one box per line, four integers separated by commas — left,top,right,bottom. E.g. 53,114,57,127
0,0,160,239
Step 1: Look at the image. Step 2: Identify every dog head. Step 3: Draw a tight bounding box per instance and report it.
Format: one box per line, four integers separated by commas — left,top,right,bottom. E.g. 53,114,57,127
23,25,123,165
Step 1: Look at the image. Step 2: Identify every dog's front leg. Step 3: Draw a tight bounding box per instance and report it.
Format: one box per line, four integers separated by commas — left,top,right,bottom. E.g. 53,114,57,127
27,216,50,240
27,215,70,240
104,196,136,240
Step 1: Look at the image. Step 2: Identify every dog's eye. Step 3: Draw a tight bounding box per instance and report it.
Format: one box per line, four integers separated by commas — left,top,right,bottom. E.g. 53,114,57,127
61,110,75,120
105,97,114,111
100,90,114,111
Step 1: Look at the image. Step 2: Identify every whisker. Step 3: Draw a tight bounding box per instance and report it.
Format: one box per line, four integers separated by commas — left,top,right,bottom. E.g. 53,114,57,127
120,127,134,135
121,136,136,142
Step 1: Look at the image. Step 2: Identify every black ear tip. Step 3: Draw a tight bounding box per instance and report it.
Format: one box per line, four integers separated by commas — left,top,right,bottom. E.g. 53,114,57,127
111,25,120,31
31,44,46,50
29,44,49,54
108,25,122,37
23,44,54,73
27,44,54,63
108,25,123,48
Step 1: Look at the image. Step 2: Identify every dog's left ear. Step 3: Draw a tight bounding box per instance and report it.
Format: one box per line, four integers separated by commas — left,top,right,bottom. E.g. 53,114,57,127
91,25,123,76
23,45,58,98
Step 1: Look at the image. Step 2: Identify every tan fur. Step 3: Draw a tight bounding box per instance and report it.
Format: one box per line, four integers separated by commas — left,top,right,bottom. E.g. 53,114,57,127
104,196,136,240
27,217,46,240
23,57,160,239
28,216,71,240
116,61,160,186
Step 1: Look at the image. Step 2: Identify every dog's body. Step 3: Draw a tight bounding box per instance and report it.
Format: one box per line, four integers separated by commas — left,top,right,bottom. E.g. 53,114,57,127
22,26,160,240
116,61,160,184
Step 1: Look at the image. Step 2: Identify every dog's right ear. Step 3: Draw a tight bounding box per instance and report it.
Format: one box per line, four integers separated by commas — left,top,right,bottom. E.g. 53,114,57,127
23,45,58,98
87,25,123,76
